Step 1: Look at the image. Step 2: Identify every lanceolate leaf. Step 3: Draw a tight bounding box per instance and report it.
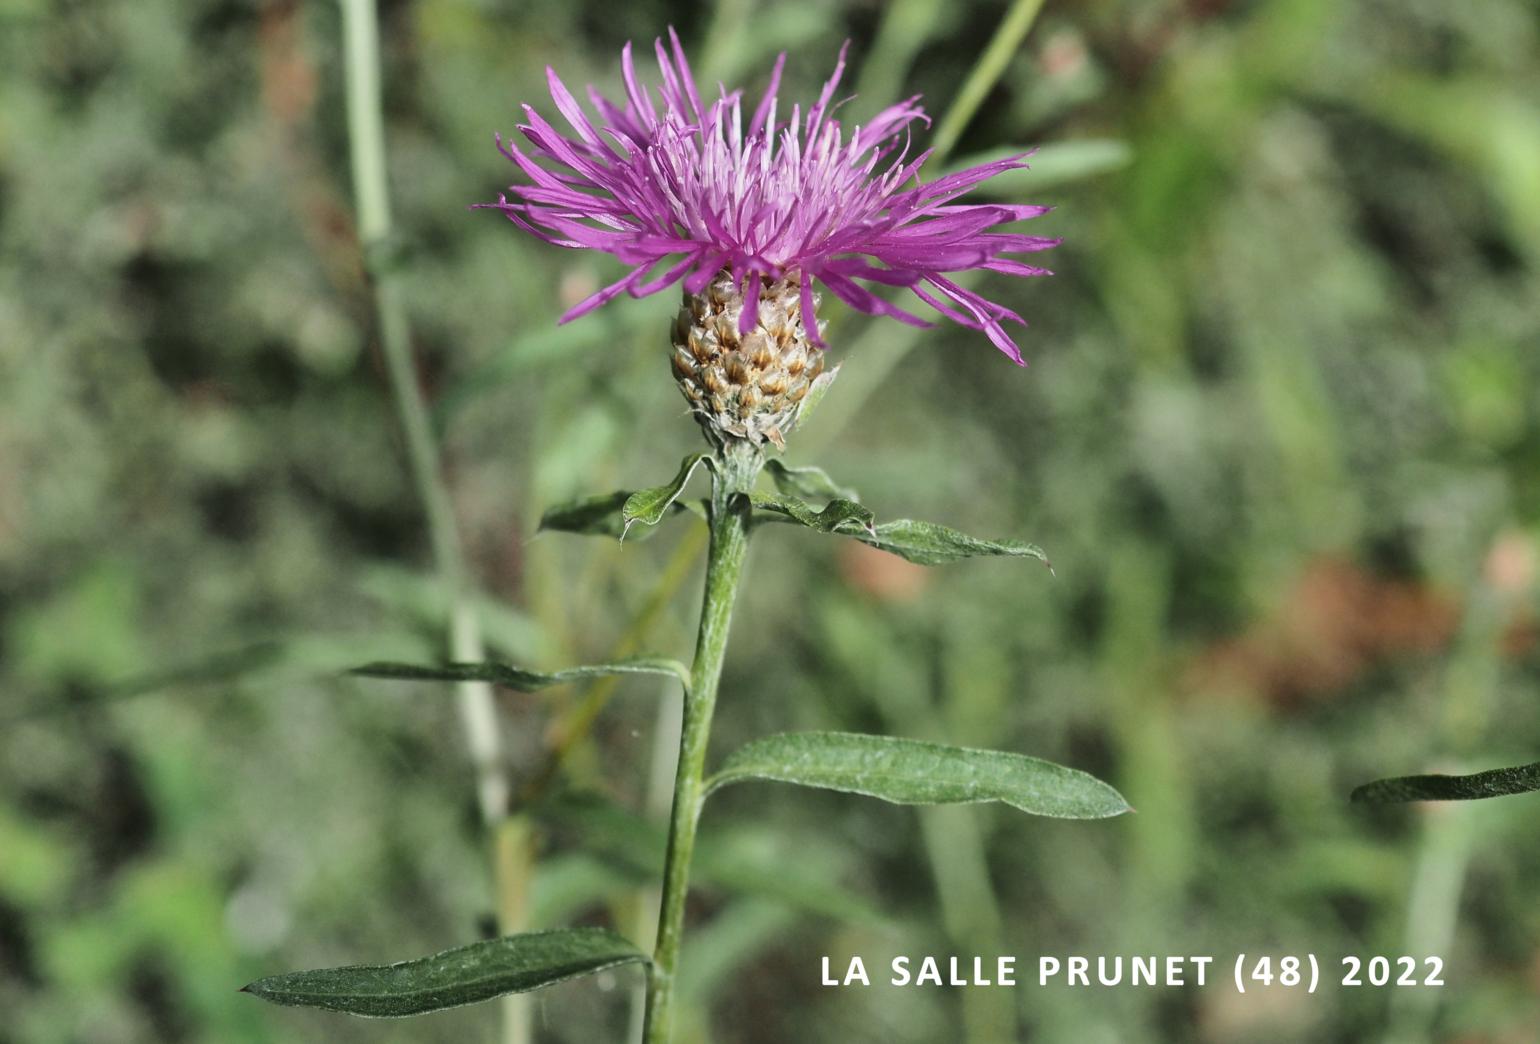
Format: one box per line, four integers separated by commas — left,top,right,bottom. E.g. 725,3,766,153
707,732,1131,820
539,490,634,539
351,655,690,692
752,494,875,535
539,491,704,539
241,928,646,1017
765,459,860,502
1351,761,1540,803
755,498,1048,568
859,519,1049,567
622,453,712,537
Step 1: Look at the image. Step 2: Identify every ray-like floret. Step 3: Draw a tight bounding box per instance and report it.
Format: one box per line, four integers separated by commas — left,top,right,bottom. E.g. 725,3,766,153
482,29,1058,363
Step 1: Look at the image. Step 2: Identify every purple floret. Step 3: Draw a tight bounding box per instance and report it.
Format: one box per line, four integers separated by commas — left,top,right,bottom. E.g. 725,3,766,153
481,29,1058,363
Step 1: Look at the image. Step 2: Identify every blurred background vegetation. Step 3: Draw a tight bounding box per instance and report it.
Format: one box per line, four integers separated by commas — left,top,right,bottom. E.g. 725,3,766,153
2,0,1539,1040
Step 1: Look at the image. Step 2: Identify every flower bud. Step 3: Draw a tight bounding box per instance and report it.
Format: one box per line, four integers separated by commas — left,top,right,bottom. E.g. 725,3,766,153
670,271,825,449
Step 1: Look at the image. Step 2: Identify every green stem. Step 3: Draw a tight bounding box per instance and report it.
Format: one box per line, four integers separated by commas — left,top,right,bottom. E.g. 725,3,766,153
338,3,525,1042
643,442,762,1044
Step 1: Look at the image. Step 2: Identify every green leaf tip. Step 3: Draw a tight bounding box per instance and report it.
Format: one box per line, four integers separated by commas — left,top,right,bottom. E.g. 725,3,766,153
538,490,634,539
350,655,690,692
1351,761,1540,804
707,731,1130,820
539,487,706,542
242,927,647,1018
621,452,712,539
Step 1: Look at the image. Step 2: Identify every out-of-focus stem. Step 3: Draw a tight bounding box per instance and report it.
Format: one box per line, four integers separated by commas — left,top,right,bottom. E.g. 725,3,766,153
928,0,1046,164
854,0,947,119
1384,572,1514,1044
338,3,525,1042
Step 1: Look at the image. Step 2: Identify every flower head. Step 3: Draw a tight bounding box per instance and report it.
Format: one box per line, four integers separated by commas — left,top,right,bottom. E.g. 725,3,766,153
484,30,1058,364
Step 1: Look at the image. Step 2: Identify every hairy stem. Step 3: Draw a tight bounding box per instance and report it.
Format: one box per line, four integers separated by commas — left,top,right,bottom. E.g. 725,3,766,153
338,3,525,1041
643,441,761,1043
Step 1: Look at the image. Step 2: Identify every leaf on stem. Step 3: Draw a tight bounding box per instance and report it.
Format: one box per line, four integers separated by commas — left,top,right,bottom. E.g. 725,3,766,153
752,494,875,535
753,495,1048,568
539,490,705,540
764,459,860,502
241,928,646,1017
350,655,690,692
621,453,713,538
1351,761,1540,803
859,519,1049,567
539,490,635,539
707,731,1131,820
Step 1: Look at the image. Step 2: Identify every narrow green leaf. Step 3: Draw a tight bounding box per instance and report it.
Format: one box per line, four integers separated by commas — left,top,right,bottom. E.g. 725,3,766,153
858,518,1049,567
752,494,875,536
350,655,690,692
707,731,1131,820
241,928,646,1017
539,491,704,540
765,459,860,502
753,496,1047,568
539,490,633,539
1352,762,1540,804
622,453,712,537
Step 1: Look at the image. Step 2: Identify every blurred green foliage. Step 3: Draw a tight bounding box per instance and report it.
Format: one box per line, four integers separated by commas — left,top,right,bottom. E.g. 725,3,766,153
2,0,1538,1041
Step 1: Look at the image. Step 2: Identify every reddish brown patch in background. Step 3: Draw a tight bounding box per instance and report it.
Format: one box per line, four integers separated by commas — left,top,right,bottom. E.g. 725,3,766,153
1187,557,1458,706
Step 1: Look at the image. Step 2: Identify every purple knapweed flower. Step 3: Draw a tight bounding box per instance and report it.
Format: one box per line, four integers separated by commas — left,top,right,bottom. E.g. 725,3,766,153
483,29,1058,366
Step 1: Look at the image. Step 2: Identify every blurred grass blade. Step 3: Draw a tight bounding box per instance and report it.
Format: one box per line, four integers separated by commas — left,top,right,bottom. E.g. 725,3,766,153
946,139,1132,193
707,732,1131,819
359,565,545,659
241,928,646,1017
764,459,859,502
752,494,874,535
928,0,1047,163
859,519,1049,567
622,453,712,537
1352,762,1540,804
105,641,287,698
352,655,690,692
539,491,703,539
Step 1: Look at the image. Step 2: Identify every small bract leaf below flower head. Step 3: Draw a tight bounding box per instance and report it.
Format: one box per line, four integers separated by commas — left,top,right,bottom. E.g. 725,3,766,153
482,28,1060,364
672,270,824,449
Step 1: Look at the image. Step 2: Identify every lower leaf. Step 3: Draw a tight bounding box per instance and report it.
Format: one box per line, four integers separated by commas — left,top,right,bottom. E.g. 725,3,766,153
241,928,646,1018
1351,761,1540,803
706,731,1131,820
